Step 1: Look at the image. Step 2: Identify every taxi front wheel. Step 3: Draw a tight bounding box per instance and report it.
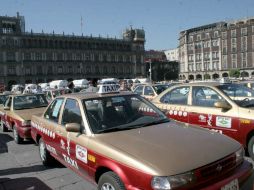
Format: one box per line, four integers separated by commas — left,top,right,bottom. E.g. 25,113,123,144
0,120,7,132
39,138,54,166
98,171,126,190
247,136,254,160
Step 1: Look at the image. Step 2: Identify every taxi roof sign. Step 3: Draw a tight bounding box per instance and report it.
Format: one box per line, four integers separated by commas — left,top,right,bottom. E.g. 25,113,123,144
220,77,232,84
97,84,120,94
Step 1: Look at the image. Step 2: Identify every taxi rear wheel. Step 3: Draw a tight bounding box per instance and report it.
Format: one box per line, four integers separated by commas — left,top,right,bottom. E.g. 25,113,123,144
39,138,54,166
0,120,7,132
13,125,23,144
247,136,254,160
98,171,126,190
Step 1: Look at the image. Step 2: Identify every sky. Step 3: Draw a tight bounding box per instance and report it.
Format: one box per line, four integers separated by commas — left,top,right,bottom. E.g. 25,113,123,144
1,0,254,50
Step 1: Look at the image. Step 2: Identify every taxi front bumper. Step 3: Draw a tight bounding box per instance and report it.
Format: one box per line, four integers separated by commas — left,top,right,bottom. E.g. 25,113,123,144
200,160,253,190
18,125,31,139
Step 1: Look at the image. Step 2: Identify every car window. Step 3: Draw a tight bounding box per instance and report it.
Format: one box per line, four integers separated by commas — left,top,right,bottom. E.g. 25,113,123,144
13,94,48,110
218,84,254,97
134,85,144,95
144,86,154,96
5,97,12,108
44,98,64,123
160,87,190,105
61,99,82,126
192,86,224,107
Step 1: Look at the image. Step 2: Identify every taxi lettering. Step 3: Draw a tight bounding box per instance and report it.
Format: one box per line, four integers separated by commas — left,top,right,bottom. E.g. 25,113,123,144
46,144,57,155
102,85,119,93
62,154,78,169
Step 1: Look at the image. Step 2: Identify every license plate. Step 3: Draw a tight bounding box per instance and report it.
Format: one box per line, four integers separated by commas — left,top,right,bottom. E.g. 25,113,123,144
221,179,239,190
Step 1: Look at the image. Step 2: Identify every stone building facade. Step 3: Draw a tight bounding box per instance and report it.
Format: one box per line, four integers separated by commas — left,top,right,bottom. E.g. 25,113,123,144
0,13,145,88
179,18,254,80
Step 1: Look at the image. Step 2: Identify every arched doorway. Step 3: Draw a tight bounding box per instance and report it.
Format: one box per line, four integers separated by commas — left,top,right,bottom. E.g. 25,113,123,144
212,73,219,79
241,71,249,78
196,74,202,80
189,75,194,80
204,74,211,80
222,73,229,77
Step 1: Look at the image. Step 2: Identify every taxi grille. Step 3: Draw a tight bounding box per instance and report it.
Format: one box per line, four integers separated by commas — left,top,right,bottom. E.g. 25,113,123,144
199,154,236,178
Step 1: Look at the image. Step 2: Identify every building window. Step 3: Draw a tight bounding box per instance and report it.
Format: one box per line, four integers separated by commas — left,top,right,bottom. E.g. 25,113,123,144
212,40,218,47
231,38,237,53
7,66,16,75
214,31,219,38
6,52,15,61
37,66,43,75
222,32,227,39
57,66,63,74
35,52,42,61
197,34,201,41
24,53,31,61
241,28,247,36
189,36,193,42
231,54,237,68
48,66,53,74
231,29,236,37
68,66,73,74
25,67,31,75
222,55,227,69
252,26,254,33
205,33,210,39
241,36,247,51
241,53,247,68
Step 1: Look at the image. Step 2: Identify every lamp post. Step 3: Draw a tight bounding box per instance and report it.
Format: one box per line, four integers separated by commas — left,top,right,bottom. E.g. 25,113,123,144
149,59,152,82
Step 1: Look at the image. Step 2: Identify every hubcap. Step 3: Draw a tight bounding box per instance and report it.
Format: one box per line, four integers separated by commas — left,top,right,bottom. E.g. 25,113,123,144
101,183,115,190
39,140,46,161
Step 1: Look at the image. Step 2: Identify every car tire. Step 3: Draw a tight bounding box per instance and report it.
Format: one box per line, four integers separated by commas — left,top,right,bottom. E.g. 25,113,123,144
39,138,54,166
248,136,254,160
98,171,126,190
0,120,7,132
13,125,23,144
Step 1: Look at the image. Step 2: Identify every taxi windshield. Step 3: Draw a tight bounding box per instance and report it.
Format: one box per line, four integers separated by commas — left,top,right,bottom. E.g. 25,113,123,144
13,94,48,110
217,84,254,107
83,94,169,134
0,95,8,105
153,84,169,95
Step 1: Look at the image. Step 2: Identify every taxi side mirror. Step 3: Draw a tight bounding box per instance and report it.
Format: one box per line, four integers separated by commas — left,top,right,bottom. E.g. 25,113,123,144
4,106,10,110
214,101,232,110
65,123,81,133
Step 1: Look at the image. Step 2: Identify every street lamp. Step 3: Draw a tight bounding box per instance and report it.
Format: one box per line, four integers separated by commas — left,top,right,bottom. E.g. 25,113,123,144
149,59,152,82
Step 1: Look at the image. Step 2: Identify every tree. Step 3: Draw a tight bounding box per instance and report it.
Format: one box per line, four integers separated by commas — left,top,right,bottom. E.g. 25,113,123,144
229,69,240,78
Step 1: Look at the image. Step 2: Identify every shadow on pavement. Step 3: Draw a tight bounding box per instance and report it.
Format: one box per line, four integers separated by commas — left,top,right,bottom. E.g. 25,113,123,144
0,177,52,190
0,133,13,154
0,164,51,176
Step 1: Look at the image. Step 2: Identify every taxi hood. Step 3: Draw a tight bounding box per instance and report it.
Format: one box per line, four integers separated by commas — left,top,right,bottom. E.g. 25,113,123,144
14,107,46,121
94,121,241,176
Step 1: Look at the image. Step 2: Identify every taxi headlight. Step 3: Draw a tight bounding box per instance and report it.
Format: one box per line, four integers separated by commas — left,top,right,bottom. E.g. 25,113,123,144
151,172,195,190
21,120,31,126
235,147,244,165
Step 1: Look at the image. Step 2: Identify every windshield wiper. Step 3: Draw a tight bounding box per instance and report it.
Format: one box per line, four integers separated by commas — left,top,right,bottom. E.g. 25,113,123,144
96,118,170,134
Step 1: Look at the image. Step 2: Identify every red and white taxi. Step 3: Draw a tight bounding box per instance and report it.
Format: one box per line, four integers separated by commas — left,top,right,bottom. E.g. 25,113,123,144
31,84,253,190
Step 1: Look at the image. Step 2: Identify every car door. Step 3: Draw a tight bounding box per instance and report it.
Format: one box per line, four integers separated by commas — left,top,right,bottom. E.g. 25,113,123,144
42,98,65,157
189,86,240,141
156,86,191,123
59,98,90,177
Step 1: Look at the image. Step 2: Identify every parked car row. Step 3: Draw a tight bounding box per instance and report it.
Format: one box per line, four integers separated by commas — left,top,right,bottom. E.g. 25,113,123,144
0,82,254,189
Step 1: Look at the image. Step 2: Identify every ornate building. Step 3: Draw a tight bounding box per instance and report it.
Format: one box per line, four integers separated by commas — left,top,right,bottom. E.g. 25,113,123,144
179,18,254,80
0,13,145,88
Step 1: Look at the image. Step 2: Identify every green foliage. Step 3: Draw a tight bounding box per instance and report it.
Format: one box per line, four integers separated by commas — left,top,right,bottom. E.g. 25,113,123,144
229,69,240,78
